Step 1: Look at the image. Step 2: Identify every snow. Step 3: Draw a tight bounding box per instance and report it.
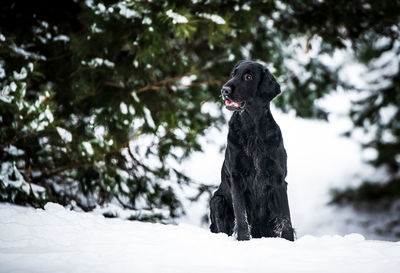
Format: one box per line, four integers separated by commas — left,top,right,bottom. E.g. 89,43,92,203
0,162,46,196
82,141,94,155
166,9,189,24
119,102,128,114
42,107,54,123
3,145,25,156
10,44,46,61
13,67,28,80
91,202,169,220
198,13,226,24
0,202,398,273
82,58,115,68
53,35,70,42
142,17,152,25
9,82,17,92
0,67,5,79
379,104,397,125
143,106,156,129
94,125,106,141
0,85,13,103
180,75,197,86
56,127,73,143
117,2,140,19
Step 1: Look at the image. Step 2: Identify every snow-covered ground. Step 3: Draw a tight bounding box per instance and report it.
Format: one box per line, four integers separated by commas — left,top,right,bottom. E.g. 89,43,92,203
0,202,399,273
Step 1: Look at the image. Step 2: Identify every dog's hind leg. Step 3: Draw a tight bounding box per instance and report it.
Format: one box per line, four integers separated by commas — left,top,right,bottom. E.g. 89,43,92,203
280,221,295,241
210,192,234,236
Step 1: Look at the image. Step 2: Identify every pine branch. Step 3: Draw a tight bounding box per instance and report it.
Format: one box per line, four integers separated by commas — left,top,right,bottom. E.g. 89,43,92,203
35,130,144,179
136,65,215,93
137,71,194,93
39,161,90,178
104,81,125,89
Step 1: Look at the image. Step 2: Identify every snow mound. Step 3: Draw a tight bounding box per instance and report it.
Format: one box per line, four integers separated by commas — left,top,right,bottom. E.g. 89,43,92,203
0,203,399,273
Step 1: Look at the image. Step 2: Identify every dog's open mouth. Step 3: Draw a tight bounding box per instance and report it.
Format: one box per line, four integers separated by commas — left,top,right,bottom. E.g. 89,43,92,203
225,99,245,110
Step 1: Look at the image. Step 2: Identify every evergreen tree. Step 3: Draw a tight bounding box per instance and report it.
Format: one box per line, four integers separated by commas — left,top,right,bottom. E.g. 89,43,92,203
1,0,399,226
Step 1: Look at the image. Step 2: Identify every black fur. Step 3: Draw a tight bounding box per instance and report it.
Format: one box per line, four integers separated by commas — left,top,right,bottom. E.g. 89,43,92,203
210,61,294,241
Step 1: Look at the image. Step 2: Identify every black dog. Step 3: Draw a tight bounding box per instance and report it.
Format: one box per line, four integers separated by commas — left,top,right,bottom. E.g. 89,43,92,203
210,61,294,241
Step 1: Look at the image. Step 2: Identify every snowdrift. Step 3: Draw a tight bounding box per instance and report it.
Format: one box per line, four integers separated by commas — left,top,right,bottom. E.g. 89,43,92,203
0,203,399,273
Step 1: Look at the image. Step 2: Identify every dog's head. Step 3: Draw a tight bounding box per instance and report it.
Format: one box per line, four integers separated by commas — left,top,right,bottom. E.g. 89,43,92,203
221,61,281,111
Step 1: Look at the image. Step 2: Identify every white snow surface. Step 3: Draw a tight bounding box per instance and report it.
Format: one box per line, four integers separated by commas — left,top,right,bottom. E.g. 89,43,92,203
0,202,399,273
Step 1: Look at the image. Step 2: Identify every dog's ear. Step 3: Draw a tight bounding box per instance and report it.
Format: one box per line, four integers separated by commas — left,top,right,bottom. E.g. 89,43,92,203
258,67,281,101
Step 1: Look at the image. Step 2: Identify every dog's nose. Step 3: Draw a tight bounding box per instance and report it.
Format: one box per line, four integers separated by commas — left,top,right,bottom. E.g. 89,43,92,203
221,86,232,97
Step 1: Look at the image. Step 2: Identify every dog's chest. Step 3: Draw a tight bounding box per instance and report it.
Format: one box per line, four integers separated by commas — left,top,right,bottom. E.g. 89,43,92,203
227,112,283,177
242,132,264,157
242,131,269,172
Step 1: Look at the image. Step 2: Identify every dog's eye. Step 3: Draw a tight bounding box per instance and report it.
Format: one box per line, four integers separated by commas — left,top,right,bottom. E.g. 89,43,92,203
243,74,253,81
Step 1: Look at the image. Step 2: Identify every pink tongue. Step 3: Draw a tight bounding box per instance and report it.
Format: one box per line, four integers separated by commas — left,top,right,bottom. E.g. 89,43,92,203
226,100,240,107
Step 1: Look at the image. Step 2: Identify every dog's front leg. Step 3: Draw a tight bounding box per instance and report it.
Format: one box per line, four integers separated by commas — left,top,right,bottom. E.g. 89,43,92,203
226,129,250,240
231,180,250,241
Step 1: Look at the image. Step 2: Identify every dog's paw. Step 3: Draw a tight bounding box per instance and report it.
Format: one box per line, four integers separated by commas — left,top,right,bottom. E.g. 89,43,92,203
237,232,251,241
236,227,251,241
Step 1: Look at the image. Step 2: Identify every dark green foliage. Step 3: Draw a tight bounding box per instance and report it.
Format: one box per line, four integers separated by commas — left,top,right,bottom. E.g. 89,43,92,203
330,178,400,205
1,0,400,222
0,0,235,218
